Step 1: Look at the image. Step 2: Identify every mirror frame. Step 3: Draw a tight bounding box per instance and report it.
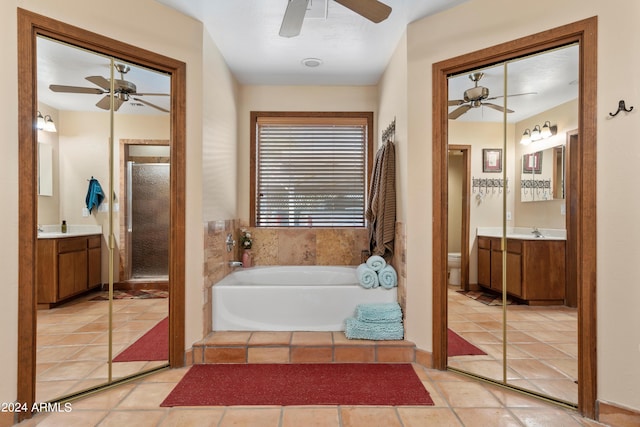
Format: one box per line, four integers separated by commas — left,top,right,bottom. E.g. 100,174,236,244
432,17,597,417
17,8,186,419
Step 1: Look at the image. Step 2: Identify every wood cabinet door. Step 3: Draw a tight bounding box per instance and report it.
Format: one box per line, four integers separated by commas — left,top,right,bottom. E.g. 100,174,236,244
88,247,102,288
58,250,87,299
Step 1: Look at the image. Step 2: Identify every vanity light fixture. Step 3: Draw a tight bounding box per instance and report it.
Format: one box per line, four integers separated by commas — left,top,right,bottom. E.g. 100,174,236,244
540,120,555,138
520,121,557,145
530,124,542,141
36,110,57,133
36,111,45,130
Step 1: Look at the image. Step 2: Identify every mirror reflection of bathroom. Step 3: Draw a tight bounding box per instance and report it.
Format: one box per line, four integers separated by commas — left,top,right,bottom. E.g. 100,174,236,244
35,36,170,402
446,44,579,405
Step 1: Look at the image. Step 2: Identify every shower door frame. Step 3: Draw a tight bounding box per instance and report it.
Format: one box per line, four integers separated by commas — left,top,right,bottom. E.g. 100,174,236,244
120,139,171,283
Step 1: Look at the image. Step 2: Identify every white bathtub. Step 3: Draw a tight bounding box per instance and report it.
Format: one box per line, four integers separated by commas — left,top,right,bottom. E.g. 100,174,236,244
212,266,397,331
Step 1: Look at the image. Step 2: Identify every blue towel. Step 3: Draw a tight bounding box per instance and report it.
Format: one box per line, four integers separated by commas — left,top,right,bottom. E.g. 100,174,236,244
366,255,386,272
356,263,378,288
355,303,402,323
85,177,105,213
345,317,404,340
378,264,398,289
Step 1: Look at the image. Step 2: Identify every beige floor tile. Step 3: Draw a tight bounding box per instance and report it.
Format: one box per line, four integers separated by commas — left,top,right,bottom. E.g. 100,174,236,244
282,407,340,427
33,409,109,427
454,408,522,426
70,383,136,410
510,407,584,426
97,409,166,427
437,381,503,408
218,408,281,427
115,383,176,409
340,407,403,427
158,408,225,427
397,407,463,427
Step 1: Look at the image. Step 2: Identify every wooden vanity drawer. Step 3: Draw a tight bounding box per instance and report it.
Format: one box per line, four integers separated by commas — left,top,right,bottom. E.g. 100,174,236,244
87,235,101,248
478,237,492,250
57,237,87,253
506,239,522,254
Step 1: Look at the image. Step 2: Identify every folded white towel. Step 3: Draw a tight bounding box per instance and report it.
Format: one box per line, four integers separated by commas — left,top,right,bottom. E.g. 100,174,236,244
366,255,386,272
378,264,398,289
356,263,379,288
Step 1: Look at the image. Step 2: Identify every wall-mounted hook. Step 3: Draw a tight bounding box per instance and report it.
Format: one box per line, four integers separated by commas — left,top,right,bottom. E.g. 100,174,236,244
609,100,634,117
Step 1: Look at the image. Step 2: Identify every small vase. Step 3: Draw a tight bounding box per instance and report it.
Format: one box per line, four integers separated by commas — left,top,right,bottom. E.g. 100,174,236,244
242,249,252,268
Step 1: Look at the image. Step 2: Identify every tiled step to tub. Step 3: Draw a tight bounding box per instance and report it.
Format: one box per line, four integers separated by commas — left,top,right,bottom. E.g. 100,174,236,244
189,331,417,365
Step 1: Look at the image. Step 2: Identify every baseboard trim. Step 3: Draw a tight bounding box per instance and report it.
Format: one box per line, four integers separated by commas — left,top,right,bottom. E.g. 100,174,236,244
598,400,640,426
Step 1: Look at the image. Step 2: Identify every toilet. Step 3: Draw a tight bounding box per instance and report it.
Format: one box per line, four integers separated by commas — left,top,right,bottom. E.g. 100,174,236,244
447,252,461,286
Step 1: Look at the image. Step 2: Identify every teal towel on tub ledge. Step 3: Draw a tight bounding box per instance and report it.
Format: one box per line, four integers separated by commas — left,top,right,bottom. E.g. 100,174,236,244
355,302,402,323
377,264,398,289
345,318,404,340
356,263,379,288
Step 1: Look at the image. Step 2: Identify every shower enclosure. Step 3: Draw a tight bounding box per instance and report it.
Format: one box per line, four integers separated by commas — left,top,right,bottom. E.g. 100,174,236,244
126,161,170,280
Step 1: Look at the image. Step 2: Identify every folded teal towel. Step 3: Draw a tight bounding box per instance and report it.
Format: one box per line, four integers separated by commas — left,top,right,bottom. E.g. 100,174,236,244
345,317,404,340
356,263,378,288
355,303,402,323
366,255,386,272
378,264,398,289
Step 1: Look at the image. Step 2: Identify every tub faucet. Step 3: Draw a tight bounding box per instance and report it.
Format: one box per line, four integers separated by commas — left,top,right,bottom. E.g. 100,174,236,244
531,227,544,238
229,261,243,268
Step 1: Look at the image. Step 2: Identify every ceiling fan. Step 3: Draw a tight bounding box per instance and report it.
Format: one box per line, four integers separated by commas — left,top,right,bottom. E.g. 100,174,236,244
49,63,170,113
279,0,391,37
448,72,535,120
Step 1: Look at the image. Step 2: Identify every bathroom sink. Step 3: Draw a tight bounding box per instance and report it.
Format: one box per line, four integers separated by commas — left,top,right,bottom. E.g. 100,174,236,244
37,225,102,239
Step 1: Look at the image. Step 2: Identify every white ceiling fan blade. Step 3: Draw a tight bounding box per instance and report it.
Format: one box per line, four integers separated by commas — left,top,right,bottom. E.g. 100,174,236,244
279,0,309,38
85,75,111,90
448,104,471,120
133,97,170,113
483,103,514,114
49,84,105,94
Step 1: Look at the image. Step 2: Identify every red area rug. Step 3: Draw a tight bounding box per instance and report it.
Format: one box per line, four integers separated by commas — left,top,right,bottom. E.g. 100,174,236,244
160,363,434,407
448,329,487,357
113,317,168,362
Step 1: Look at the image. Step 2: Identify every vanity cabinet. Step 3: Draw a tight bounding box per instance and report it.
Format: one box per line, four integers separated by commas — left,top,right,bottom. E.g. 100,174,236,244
37,234,102,308
477,236,565,305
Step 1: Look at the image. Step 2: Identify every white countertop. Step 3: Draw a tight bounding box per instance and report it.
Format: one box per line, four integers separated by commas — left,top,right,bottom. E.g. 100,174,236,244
477,227,566,241
37,224,103,239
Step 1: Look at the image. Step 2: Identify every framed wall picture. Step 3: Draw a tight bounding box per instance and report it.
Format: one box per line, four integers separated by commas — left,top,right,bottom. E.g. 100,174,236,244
523,151,543,174
482,148,502,173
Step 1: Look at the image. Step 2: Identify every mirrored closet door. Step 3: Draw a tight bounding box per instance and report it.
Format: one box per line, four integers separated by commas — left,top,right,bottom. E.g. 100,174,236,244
35,36,170,402
446,44,579,406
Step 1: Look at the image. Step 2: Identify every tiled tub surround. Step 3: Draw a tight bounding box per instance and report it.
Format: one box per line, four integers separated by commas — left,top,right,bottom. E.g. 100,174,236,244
191,331,416,365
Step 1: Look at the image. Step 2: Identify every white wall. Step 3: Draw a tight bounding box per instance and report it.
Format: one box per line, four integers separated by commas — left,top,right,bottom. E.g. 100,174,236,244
447,121,517,283
202,28,240,222
1,0,209,405
237,85,378,222
404,0,640,412
377,33,408,224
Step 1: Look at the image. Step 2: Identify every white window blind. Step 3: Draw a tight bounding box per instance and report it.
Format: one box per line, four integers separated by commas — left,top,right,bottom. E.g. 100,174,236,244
256,120,368,227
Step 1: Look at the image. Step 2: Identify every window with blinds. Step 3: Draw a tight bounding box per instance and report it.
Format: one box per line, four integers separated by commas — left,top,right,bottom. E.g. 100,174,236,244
251,113,373,227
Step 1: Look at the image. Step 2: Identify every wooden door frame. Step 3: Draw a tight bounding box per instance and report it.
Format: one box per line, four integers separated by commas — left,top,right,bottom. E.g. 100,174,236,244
17,8,186,419
432,18,597,418
448,145,471,290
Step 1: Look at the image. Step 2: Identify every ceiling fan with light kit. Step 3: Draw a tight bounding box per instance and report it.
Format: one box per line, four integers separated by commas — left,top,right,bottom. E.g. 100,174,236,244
49,63,170,113
279,0,392,37
448,72,536,120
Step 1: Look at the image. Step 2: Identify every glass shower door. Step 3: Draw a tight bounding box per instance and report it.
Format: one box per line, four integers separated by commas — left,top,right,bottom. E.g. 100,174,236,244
127,162,170,279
